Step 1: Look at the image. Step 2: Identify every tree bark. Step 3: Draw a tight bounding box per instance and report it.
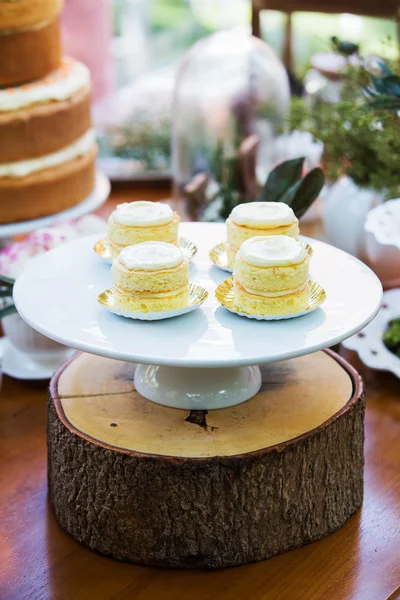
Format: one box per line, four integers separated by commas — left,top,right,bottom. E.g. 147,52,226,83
48,350,364,569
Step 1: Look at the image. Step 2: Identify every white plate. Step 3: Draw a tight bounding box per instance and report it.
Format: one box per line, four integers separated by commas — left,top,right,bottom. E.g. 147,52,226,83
0,171,110,238
13,223,383,369
0,336,74,380
342,288,400,378
100,303,204,321
224,305,318,320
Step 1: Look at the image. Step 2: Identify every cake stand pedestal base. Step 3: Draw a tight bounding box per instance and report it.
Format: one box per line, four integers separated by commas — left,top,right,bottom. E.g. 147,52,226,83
49,349,364,569
134,363,262,409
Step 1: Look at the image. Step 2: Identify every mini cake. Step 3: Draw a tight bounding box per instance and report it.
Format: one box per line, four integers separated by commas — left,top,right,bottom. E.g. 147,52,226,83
226,202,299,265
233,236,310,316
0,0,63,86
111,242,189,313
0,58,96,224
108,201,180,261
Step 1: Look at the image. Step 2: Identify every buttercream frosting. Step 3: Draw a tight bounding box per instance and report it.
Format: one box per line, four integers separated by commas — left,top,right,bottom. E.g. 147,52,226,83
230,202,296,228
0,129,95,178
112,201,174,227
0,57,90,112
239,235,307,267
118,285,188,299
241,282,307,297
118,242,183,271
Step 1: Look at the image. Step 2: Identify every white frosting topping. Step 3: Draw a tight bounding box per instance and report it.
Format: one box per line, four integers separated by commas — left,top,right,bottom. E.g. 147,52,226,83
124,285,188,299
239,236,307,267
241,282,307,297
112,201,174,227
118,242,183,271
0,58,91,112
230,202,296,228
0,129,95,178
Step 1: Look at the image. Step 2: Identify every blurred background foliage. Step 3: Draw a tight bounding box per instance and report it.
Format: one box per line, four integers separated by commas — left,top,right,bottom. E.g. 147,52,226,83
98,0,398,179
111,0,397,80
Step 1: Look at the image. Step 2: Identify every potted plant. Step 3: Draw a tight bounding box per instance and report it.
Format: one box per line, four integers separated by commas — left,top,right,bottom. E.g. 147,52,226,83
287,56,400,258
184,148,324,224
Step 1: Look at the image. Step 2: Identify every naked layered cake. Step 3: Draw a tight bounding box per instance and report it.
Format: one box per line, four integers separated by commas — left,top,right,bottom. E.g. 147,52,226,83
233,235,310,316
0,58,96,224
0,0,63,86
108,201,180,261
226,202,299,266
111,242,189,313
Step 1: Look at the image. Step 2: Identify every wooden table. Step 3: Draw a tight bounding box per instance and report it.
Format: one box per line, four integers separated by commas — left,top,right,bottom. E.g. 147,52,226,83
1,187,400,600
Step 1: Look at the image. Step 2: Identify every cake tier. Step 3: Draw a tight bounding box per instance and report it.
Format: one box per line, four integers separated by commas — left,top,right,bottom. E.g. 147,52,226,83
0,145,96,224
227,218,299,258
0,88,91,163
113,286,189,314
108,214,180,258
233,253,309,293
234,280,309,315
0,18,61,86
0,0,63,31
112,257,189,294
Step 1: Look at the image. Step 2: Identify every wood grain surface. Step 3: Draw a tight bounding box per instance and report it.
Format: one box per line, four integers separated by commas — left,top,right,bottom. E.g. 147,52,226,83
56,351,353,457
0,187,399,598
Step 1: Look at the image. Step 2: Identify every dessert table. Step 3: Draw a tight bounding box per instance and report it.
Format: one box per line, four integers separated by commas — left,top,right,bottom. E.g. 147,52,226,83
0,186,399,599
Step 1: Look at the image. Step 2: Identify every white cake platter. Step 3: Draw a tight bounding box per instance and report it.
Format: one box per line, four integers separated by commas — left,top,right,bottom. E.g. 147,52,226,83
0,171,110,240
13,223,382,409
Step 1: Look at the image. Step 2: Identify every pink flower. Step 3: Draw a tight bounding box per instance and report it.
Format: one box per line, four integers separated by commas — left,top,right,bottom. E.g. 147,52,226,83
0,215,106,278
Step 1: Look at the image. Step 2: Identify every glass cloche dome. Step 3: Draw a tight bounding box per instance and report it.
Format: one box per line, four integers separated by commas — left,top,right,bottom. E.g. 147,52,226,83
172,29,290,220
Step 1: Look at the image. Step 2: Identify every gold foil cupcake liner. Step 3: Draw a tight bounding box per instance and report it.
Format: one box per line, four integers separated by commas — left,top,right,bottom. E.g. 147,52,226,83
98,283,208,321
215,277,326,320
209,241,232,272
94,237,197,264
210,240,313,273
94,238,112,262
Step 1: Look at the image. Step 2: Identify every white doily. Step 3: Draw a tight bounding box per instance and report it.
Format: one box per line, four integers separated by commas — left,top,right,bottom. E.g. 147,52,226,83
342,289,400,378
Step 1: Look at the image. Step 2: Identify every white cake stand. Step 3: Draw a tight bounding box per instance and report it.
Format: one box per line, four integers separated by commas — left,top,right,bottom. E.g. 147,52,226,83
13,222,382,409
0,171,110,243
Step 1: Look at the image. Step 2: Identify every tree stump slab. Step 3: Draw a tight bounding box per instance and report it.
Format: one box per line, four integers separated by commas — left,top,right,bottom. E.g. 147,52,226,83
48,350,364,569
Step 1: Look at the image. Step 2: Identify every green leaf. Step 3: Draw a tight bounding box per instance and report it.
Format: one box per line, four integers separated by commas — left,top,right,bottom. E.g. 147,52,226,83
376,75,400,97
0,275,15,287
0,304,17,319
383,318,400,357
259,157,305,203
369,74,388,95
378,62,393,76
337,41,359,56
367,98,400,110
0,289,13,297
277,179,302,208
290,168,325,218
